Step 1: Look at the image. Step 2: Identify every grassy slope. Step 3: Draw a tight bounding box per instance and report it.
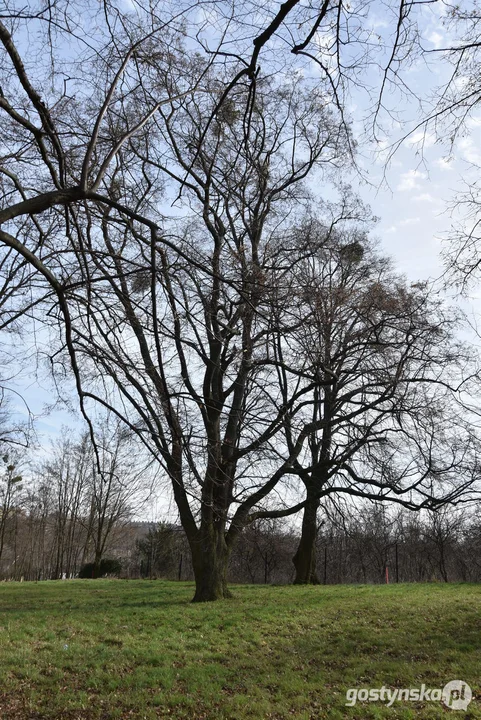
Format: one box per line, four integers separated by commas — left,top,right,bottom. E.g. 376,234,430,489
0,580,479,719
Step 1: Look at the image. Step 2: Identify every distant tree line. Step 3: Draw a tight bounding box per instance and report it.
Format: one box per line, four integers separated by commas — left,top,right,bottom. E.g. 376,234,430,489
3,465,481,585
0,422,153,580
135,506,481,585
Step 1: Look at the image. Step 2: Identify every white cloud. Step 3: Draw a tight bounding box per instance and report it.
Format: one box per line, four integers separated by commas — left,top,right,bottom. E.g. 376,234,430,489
399,217,421,226
370,16,389,29
452,75,470,92
312,31,337,71
384,226,397,234
427,31,444,49
373,138,390,164
407,131,436,148
467,115,481,129
435,157,453,171
413,193,438,203
458,137,481,165
396,170,427,192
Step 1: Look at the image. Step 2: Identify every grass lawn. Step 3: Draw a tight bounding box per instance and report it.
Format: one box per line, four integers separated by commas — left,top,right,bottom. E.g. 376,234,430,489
0,580,479,719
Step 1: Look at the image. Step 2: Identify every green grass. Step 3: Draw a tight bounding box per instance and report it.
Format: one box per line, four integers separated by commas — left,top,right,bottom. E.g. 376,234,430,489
0,580,480,718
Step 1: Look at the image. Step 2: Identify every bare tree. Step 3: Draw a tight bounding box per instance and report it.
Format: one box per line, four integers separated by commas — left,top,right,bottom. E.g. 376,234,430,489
0,244,36,449
38,432,92,578
80,420,153,575
273,229,481,584
0,0,356,599
15,476,52,580
0,452,22,568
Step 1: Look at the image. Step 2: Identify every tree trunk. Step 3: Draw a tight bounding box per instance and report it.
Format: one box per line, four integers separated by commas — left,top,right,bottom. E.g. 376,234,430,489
190,526,232,602
293,490,320,584
92,548,103,578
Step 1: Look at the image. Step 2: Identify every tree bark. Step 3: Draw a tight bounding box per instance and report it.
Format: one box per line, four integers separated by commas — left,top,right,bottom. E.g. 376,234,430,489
293,489,320,584
190,525,232,602
92,548,103,579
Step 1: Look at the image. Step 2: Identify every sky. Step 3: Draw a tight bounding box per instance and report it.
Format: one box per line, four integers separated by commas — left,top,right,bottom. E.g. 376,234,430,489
7,0,481,447
13,143,480,447
362,142,457,281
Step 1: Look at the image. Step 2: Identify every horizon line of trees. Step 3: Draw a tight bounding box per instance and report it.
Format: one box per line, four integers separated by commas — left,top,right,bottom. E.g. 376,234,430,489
1,430,480,586
1,497,480,586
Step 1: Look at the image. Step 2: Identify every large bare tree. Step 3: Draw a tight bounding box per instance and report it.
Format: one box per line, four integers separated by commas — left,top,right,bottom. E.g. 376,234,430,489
38,75,357,600
0,0,355,600
274,229,481,583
